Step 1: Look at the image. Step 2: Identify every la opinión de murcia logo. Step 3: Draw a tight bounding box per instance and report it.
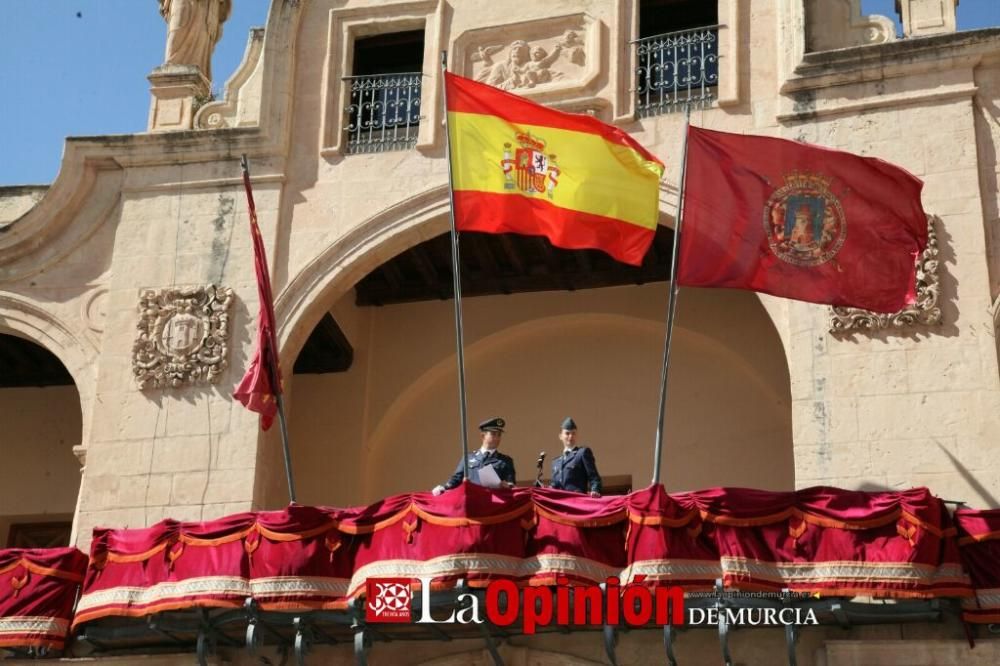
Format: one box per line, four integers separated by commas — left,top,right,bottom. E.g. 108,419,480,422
365,576,820,631
365,578,413,622
367,575,684,633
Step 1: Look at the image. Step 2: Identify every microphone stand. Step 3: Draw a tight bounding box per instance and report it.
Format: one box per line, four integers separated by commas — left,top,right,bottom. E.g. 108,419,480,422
534,451,546,488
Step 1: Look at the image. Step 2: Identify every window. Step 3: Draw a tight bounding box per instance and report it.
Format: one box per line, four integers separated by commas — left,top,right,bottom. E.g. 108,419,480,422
636,0,719,116
346,30,425,154
6,521,72,548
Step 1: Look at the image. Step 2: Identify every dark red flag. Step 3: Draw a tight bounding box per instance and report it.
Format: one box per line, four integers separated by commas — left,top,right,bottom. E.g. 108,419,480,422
677,127,928,313
233,169,281,430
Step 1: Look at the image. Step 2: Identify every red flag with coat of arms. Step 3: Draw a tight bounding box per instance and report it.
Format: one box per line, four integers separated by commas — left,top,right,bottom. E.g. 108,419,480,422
676,127,928,314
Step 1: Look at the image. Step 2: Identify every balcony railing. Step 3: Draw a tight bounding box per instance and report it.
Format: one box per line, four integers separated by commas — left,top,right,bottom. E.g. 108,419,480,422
635,26,719,117
344,72,422,154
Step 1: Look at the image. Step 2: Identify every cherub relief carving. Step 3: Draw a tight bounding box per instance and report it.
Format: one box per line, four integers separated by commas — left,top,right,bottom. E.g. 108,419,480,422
559,30,586,66
524,45,563,85
472,31,585,91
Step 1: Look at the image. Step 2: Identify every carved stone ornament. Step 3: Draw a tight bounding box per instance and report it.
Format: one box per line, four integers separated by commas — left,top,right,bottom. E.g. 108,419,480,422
829,216,941,333
455,14,599,98
133,285,234,388
472,31,585,91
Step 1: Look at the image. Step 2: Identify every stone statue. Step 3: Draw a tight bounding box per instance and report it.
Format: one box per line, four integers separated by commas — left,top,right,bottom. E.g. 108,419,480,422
158,0,232,80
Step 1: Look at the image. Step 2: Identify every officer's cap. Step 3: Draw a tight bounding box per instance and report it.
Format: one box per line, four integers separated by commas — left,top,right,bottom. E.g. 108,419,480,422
561,417,577,431
479,417,505,433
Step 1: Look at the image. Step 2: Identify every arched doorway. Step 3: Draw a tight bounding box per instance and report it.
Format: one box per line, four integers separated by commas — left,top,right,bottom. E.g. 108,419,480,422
277,215,792,507
0,332,83,547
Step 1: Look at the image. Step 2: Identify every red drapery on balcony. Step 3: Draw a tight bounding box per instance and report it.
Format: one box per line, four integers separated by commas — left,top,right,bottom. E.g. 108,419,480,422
72,484,972,627
955,508,1000,624
0,547,87,650
626,485,968,597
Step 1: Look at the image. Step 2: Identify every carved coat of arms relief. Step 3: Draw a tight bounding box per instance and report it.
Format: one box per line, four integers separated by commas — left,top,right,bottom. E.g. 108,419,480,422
133,285,234,388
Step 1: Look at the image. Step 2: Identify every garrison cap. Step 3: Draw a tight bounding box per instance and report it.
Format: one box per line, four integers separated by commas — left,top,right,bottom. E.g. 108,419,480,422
561,417,577,431
479,417,505,432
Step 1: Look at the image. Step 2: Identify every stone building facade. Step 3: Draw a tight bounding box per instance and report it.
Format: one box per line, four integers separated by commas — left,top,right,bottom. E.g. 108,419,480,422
1,0,999,663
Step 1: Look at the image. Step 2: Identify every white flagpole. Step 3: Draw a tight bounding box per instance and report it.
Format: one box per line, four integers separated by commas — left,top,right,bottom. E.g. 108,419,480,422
440,52,471,481
651,108,692,486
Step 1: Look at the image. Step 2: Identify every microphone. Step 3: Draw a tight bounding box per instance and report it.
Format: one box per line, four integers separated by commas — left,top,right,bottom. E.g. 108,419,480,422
534,451,547,489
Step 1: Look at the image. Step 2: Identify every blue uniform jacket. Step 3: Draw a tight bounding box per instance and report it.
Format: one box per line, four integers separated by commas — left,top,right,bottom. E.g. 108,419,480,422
443,449,517,490
550,446,602,494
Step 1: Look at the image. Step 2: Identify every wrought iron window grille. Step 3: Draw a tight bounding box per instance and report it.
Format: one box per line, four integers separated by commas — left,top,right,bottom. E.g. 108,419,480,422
344,72,423,154
634,25,720,117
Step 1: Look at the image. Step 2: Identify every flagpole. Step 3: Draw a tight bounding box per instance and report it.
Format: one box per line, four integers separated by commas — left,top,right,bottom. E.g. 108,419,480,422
651,108,691,486
272,393,296,504
240,155,297,504
440,53,471,482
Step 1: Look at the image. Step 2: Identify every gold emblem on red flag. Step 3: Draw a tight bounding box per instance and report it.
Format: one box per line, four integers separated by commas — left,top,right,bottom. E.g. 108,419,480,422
763,172,846,267
501,132,560,199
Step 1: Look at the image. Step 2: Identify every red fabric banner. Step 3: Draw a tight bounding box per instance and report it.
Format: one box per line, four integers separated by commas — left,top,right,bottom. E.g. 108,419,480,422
955,508,1000,623
0,548,87,650
677,127,928,313
627,486,967,597
232,168,281,430
74,484,972,627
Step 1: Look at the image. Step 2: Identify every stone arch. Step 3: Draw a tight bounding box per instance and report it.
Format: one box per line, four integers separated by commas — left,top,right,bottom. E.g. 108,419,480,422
0,293,97,431
275,185,792,505
275,184,451,370
0,294,94,547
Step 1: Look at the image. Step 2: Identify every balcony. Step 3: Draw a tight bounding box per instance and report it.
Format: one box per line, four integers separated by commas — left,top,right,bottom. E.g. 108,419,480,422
635,26,719,117
3,484,998,664
344,72,422,154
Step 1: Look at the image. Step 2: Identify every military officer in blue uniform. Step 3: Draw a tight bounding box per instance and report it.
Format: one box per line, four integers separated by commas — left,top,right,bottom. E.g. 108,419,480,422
550,417,602,497
432,417,517,494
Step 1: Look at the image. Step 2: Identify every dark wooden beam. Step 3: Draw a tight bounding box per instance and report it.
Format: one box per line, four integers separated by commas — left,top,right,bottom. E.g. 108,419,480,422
410,245,446,298
356,264,671,306
0,333,74,388
353,227,675,307
498,234,526,274
532,236,572,290
381,261,404,293
469,234,506,294
293,314,354,375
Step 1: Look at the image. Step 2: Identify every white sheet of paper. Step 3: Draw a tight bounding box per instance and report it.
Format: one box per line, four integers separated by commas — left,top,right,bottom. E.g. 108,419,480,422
477,464,501,489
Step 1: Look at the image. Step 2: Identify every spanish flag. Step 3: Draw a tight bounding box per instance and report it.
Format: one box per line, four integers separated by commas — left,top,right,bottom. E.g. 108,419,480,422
445,72,665,266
